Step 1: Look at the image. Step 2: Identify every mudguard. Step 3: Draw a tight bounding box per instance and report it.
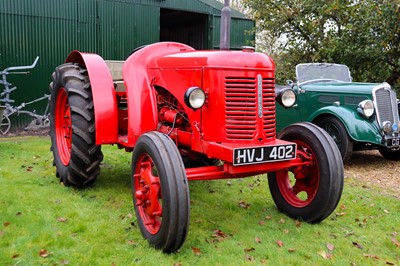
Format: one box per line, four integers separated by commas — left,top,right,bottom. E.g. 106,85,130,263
123,42,194,145
308,106,383,144
66,51,118,145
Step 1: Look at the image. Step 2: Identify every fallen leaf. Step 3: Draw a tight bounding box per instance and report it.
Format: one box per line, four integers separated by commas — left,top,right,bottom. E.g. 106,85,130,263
340,204,346,210
173,263,182,266
294,220,302,227
278,218,285,224
16,212,22,216
60,260,69,265
288,248,296,253
344,232,354,238
276,240,284,248
12,254,20,259
265,215,272,220
210,229,229,243
384,209,389,214
244,247,255,253
391,232,398,237
39,249,52,258
326,243,335,251
391,238,400,247
245,254,255,261
363,253,379,259
335,212,346,217
283,229,289,234
212,229,228,238
258,220,265,226
57,217,68,222
127,240,137,245
238,200,250,209
317,250,332,259
352,242,364,249
3,222,10,227
255,237,262,243
192,247,201,256
317,250,328,259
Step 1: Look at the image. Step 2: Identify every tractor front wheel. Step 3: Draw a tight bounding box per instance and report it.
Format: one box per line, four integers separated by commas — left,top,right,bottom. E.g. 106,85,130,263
132,131,190,253
49,63,103,187
268,122,344,223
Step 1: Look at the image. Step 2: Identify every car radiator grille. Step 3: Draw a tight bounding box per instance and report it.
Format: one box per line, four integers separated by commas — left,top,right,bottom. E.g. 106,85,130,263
374,87,397,126
225,76,275,140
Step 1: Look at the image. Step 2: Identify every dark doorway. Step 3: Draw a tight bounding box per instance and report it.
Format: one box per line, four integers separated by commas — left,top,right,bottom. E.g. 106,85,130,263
160,9,208,50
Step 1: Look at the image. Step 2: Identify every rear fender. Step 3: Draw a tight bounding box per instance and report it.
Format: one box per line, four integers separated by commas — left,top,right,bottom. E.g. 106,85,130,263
66,51,118,144
309,106,382,144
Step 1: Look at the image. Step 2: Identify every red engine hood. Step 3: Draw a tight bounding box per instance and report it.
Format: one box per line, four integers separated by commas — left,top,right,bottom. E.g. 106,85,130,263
149,50,275,70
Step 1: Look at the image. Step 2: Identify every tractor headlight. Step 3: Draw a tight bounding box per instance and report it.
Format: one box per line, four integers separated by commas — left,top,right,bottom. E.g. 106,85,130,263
276,88,296,108
184,87,206,110
357,100,374,118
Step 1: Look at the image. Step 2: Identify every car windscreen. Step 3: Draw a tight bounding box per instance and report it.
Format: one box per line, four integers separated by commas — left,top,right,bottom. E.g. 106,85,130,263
296,63,352,84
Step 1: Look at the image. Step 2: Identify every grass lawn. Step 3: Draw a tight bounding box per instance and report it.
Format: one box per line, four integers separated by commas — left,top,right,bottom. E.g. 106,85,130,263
0,136,399,265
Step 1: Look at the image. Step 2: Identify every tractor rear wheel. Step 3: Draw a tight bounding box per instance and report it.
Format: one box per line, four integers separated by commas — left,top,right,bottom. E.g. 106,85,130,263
268,122,343,223
49,63,103,187
132,132,190,253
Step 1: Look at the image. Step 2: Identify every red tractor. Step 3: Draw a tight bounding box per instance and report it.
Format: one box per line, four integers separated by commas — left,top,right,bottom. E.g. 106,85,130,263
49,42,343,253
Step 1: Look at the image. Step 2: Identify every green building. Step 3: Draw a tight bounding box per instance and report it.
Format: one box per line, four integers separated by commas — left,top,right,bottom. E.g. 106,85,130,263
0,0,254,130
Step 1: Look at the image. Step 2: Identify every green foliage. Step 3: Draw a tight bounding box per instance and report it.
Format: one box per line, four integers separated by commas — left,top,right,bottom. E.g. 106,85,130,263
0,136,399,265
244,0,400,90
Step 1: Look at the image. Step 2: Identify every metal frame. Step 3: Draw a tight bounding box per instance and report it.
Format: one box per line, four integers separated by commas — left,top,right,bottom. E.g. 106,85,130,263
0,57,50,134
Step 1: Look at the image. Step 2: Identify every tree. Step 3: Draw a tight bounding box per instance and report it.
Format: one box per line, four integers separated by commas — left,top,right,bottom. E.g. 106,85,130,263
243,0,400,89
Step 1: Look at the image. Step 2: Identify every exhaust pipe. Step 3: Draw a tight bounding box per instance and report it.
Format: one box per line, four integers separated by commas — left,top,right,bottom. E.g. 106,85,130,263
219,0,231,50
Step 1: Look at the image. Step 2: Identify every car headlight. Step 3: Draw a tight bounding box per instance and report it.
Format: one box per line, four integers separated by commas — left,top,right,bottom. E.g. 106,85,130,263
382,121,392,133
276,88,296,108
357,100,374,118
184,87,206,110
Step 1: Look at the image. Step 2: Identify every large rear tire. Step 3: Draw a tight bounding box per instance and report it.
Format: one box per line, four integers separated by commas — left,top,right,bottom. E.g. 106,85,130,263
132,132,190,253
268,122,344,223
49,63,103,187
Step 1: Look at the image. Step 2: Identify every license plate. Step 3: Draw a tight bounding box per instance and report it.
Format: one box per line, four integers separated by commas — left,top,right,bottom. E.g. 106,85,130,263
386,137,400,147
233,144,296,166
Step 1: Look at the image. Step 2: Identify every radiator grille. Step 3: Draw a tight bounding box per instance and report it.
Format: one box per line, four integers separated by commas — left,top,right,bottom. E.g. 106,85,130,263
262,78,276,138
225,76,276,140
374,88,395,124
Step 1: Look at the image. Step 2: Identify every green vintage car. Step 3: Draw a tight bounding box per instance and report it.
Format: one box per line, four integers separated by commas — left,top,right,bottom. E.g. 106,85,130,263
276,63,400,162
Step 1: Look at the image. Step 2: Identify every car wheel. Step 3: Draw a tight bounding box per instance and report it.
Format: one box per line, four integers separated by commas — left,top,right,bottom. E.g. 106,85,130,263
132,132,190,253
268,122,344,223
318,116,353,162
378,147,400,160
49,63,103,187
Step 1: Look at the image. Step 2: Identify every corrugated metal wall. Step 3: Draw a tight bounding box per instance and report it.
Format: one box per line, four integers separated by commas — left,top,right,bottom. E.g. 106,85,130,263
0,0,254,130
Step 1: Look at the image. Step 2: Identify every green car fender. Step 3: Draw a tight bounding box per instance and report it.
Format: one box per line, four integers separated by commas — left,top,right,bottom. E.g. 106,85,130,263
307,106,383,145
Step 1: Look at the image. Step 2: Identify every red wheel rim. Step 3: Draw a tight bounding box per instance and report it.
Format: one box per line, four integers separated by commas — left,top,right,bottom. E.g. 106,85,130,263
276,140,319,208
55,88,72,166
134,154,162,234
